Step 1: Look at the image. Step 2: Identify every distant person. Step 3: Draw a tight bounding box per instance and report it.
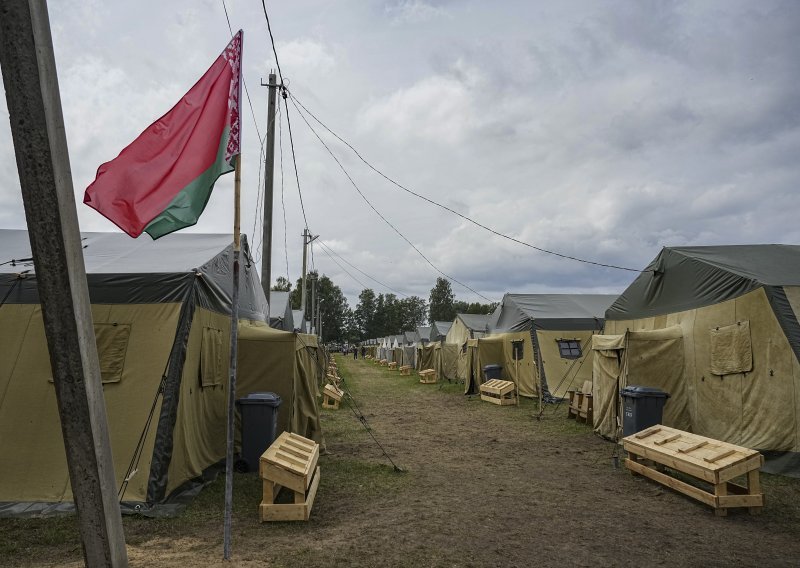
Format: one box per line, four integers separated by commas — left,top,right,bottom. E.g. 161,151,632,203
353,344,358,360
360,345,366,358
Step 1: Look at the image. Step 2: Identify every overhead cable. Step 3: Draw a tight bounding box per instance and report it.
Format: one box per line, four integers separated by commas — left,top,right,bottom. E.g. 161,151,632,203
288,91,645,273
287,95,494,303
317,239,409,298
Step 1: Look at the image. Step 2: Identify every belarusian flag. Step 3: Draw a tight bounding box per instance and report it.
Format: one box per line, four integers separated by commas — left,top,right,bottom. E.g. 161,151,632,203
84,31,242,239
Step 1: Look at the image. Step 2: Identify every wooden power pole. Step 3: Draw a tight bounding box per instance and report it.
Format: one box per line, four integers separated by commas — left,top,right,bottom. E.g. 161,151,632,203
0,1,128,566
300,229,318,319
259,72,277,296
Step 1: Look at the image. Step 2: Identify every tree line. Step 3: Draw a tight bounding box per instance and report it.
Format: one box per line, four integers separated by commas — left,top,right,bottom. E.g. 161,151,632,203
271,276,496,343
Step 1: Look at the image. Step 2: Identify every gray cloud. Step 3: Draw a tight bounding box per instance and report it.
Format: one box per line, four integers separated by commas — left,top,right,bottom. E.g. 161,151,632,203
1,0,798,308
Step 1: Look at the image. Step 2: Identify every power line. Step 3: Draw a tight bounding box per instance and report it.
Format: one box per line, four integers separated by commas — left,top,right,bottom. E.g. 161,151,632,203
260,0,284,85
288,91,645,273
220,0,263,145
287,95,494,303
282,95,311,232
258,0,310,233
316,243,370,291
317,239,409,299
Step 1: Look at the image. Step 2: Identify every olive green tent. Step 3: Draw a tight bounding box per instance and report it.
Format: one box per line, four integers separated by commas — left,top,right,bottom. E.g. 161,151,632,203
237,324,323,446
489,293,615,399
0,230,285,516
600,245,800,476
447,314,492,383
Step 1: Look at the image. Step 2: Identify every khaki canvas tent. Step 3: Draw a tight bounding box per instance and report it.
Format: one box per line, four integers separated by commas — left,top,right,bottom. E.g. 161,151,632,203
470,294,615,399
447,314,492,383
430,321,452,342
292,309,307,333
415,326,431,345
0,230,275,516
237,324,323,446
269,291,294,331
597,245,800,476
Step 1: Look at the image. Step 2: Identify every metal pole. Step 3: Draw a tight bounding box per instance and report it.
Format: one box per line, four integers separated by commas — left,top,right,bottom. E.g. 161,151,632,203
259,72,277,296
223,156,242,560
0,2,127,565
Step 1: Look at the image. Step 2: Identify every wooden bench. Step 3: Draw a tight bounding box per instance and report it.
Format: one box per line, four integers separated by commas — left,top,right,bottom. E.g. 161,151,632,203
399,365,412,376
419,369,437,384
259,432,320,522
379,359,388,367
480,379,518,405
567,380,593,423
623,425,764,516
388,361,398,370
322,383,344,409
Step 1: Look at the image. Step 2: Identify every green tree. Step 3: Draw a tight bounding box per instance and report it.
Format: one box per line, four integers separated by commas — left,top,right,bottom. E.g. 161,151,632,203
453,300,497,315
271,276,292,292
354,288,378,338
399,296,428,330
287,271,350,342
429,277,455,322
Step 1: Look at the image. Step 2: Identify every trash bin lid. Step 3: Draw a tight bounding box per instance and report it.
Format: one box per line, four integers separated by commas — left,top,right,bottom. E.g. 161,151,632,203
620,385,670,398
236,392,282,406
483,364,503,371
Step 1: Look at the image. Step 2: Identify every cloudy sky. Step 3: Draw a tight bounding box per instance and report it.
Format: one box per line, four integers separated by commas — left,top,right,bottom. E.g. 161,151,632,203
2,0,799,307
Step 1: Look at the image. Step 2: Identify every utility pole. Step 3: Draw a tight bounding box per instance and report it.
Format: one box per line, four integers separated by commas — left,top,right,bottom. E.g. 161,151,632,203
300,229,318,317
259,72,277,296
310,273,317,334
0,1,128,566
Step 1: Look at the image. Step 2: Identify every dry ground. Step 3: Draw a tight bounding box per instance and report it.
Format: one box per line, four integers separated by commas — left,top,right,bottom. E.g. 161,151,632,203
4,354,800,567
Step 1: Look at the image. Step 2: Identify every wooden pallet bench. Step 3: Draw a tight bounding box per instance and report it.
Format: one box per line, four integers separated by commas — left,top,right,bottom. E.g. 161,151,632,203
566,380,593,423
259,432,320,522
322,383,344,409
419,369,437,384
623,425,764,516
480,379,518,405
399,365,412,376
388,361,398,370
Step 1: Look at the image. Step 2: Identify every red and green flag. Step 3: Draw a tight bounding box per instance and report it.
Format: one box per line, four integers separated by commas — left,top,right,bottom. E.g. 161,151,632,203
84,31,242,239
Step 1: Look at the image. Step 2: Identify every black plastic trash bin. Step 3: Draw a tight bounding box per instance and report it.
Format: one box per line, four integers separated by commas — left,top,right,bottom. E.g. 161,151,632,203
620,386,670,437
483,364,503,381
236,392,282,473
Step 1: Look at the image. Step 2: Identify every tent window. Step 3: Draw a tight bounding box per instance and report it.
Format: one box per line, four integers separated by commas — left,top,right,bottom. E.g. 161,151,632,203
200,327,225,388
557,339,582,359
710,320,753,375
94,323,131,383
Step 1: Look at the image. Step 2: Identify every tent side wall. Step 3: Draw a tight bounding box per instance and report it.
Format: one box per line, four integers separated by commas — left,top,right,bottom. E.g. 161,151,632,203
165,307,231,498
476,332,536,397
535,329,598,399
0,303,182,506
605,287,800,461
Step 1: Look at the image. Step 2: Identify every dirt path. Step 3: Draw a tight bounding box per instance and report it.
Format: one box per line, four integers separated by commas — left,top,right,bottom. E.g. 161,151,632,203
7,355,800,567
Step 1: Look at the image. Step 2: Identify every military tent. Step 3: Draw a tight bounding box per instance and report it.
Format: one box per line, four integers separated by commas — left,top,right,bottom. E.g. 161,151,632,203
447,314,492,383
269,291,294,331
430,321,452,342
599,245,800,476
477,294,615,399
292,309,307,333
0,230,272,516
237,324,323,446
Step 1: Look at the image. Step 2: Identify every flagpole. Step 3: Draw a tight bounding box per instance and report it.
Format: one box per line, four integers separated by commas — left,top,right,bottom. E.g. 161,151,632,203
223,155,241,560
